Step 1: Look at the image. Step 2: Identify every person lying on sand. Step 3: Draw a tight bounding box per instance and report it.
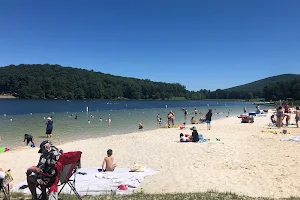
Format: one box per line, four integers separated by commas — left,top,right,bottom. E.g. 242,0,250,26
101,149,117,172
179,133,192,142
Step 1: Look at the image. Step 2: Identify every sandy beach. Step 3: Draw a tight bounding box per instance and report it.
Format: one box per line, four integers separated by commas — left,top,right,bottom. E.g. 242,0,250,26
1,112,300,198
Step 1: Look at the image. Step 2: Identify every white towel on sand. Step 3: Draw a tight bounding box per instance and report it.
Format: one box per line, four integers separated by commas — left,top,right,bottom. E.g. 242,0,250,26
13,167,158,195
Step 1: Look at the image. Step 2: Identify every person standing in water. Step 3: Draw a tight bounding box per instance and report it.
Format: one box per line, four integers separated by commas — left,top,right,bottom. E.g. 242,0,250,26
157,114,161,122
184,109,188,116
194,108,198,115
244,106,247,114
45,117,53,138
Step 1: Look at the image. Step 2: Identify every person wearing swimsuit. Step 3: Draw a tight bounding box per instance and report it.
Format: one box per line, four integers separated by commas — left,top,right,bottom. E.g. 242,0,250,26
276,106,283,128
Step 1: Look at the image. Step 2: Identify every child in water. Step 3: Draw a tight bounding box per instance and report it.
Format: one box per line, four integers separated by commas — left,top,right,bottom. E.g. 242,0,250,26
159,118,162,126
23,134,35,146
138,123,144,129
100,149,116,172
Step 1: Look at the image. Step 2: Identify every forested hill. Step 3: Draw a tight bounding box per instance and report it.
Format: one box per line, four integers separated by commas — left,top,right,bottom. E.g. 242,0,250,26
0,64,189,99
0,64,299,100
226,74,300,92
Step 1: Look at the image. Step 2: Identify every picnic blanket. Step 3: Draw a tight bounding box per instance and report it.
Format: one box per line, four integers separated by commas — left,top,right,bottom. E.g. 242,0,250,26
281,135,300,142
13,167,158,195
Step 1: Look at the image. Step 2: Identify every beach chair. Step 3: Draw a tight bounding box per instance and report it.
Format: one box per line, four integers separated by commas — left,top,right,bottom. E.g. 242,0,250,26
37,151,82,200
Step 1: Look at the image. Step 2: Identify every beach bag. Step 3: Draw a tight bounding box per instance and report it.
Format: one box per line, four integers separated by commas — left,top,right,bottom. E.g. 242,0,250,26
130,163,146,172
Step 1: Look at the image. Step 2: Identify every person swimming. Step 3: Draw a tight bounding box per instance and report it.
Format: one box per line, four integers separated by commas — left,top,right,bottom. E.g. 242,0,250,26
138,123,144,129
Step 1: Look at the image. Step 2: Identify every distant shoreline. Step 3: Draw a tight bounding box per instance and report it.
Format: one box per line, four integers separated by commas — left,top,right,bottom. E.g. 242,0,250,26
0,97,258,102
0,94,17,99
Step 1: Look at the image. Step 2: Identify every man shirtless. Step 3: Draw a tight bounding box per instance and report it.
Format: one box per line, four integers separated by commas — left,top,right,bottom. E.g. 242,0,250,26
101,149,116,172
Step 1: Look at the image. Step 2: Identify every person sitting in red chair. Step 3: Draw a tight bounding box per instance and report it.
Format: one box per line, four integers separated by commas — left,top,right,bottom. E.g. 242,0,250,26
26,141,62,200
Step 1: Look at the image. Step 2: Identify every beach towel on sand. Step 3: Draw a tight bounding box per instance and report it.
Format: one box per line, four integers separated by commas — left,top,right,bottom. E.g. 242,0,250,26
13,167,158,195
281,135,300,142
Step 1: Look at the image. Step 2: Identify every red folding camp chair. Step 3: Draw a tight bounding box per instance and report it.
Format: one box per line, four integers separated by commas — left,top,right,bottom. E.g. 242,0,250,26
38,151,82,200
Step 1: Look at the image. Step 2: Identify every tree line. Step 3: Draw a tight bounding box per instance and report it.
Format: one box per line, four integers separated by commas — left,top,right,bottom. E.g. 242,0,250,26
263,78,300,101
0,64,298,100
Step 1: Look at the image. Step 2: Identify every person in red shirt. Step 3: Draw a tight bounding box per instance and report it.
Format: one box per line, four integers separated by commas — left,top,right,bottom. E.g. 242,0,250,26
284,104,290,113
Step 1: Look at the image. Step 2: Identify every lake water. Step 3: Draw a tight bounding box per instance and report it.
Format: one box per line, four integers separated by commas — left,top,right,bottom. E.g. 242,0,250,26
0,100,269,148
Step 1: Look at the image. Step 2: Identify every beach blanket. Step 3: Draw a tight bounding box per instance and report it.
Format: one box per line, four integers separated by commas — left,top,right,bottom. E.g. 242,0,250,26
281,135,300,142
13,167,158,195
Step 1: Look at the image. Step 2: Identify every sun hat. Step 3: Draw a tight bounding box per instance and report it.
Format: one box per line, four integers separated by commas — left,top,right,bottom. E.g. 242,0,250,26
38,140,49,153
190,126,197,131
47,117,51,120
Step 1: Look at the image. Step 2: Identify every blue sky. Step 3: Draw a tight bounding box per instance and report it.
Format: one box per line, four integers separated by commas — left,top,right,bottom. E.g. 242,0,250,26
0,0,299,91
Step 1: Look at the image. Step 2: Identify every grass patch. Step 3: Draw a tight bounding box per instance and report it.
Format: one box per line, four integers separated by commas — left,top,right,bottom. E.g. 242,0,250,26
3,191,300,200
